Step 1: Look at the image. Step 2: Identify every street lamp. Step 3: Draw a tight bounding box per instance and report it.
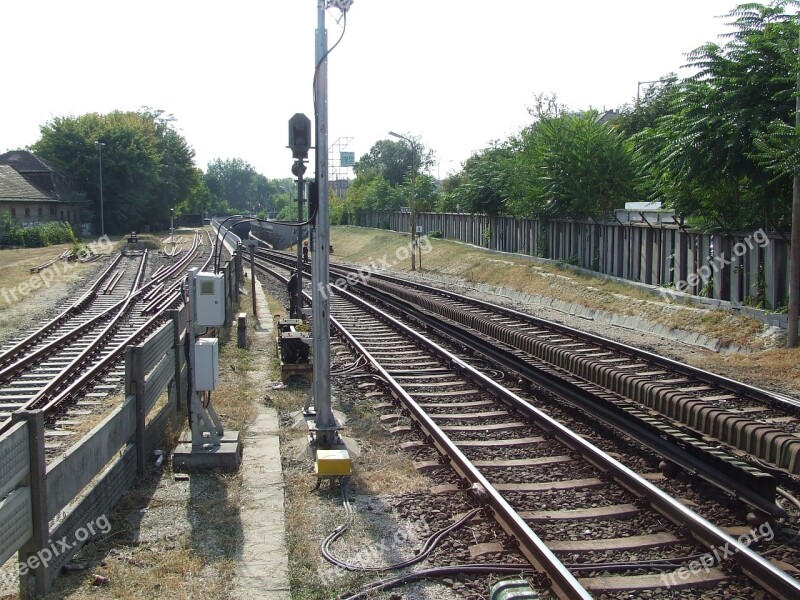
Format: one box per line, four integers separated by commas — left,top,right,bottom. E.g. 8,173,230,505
94,141,106,236
388,130,417,271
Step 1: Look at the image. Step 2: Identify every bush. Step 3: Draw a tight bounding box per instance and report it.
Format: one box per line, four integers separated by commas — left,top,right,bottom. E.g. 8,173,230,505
428,230,443,239
22,227,44,247
0,218,78,248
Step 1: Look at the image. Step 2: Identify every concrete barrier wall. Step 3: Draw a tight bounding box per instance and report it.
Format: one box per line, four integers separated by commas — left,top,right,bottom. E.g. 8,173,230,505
0,250,240,598
359,211,790,311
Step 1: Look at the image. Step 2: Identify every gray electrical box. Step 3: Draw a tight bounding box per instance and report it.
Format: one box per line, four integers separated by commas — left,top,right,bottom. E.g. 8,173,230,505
195,272,225,327
194,338,219,391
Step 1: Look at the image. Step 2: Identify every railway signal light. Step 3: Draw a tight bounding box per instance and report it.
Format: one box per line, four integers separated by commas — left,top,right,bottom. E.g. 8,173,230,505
288,113,312,159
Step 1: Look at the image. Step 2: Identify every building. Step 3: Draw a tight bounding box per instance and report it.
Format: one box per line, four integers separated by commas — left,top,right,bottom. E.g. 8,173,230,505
0,150,81,225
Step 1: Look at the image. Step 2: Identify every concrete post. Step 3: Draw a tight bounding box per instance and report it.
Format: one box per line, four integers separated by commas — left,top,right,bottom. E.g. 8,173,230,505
237,313,247,349
13,409,49,599
126,345,146,477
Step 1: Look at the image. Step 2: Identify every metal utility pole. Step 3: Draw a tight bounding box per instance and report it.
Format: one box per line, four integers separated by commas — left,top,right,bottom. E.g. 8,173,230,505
294,160,306,318
95,141,106,236
312,1,335,447
789,26,800,347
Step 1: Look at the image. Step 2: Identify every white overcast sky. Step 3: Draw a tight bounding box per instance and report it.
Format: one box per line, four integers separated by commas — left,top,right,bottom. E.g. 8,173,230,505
3,0,746,180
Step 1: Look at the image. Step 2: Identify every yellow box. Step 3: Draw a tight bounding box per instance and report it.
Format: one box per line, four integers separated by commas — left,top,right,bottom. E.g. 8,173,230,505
315,449,352,477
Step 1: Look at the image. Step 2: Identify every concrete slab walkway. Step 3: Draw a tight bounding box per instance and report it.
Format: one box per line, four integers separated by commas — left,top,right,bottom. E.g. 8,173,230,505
232,270,290,599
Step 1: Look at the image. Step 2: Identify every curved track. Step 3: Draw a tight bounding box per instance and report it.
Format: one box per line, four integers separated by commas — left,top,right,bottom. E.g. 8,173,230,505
0,230,213,439
253,249,800,599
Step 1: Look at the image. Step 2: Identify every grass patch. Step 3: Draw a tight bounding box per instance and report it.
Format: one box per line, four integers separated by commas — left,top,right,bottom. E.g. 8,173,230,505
46,290,266,599
327,225,800,393
330,226,780,351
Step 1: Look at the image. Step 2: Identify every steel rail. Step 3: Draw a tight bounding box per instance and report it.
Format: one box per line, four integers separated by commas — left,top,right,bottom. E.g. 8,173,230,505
253,245,799,411
42,235,205,416
40,311,164,417
351,280,783,517
24,249,150,411
339,262,800,411
332,283,800,600
0,253,148,382
36,233,202,416
329,287,592,600
0,252,124,368
1,233,202,427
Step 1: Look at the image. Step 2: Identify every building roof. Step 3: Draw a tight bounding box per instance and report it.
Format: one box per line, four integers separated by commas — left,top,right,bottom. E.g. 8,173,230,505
0,150,60,174
0,165,56,202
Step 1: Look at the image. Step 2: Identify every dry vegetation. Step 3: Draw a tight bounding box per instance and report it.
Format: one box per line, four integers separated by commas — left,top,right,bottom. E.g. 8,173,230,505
0,241,120,341
329,225,800,395
40,293,262,599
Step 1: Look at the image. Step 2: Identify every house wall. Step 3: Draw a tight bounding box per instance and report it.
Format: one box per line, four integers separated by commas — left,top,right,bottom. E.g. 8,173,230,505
0,201,79,225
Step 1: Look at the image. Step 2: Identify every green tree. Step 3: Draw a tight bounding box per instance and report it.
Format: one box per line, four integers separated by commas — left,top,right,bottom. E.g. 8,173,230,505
505,111,640,219
449,144,513,216
635,1,798,230
204,158,270,215
354,138,434,187
436,171,467,212
362,175,402,212
614,75,679,138
32,109,196,233
397,172,439,213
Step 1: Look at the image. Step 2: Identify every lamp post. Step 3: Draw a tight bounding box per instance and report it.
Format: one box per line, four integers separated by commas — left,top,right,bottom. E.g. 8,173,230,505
388,131,417,270
169,207,176,257
95,141,106,236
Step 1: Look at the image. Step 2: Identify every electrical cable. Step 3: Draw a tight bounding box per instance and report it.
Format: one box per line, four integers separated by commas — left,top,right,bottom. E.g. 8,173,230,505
338,564,535,600
330,355,370,376
268,201,318,227
311,5,347,213
321,505,482,573
757,487,800,557
313,10,347,115
213,214,315,275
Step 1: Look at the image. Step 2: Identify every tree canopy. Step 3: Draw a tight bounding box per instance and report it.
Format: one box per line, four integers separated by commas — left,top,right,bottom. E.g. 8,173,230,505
32,109,200,234
27,2,798,236
632,1,799,231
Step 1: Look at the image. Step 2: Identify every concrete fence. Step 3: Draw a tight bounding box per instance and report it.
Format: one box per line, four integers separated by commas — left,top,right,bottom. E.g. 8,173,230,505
0,308,187,597
0,251,241,597
358,211,792,312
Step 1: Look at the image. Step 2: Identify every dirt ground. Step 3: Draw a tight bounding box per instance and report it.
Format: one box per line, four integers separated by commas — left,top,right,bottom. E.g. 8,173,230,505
1,226,799,600
328,225,800,397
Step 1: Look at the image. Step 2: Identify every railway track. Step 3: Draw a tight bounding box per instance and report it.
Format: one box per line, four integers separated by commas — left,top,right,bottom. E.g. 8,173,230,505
256,246,800,491
253,249,800,598
0,230,213,445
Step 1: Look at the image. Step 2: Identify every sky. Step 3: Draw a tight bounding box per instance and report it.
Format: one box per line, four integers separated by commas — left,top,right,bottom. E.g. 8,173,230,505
3,0,748,180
